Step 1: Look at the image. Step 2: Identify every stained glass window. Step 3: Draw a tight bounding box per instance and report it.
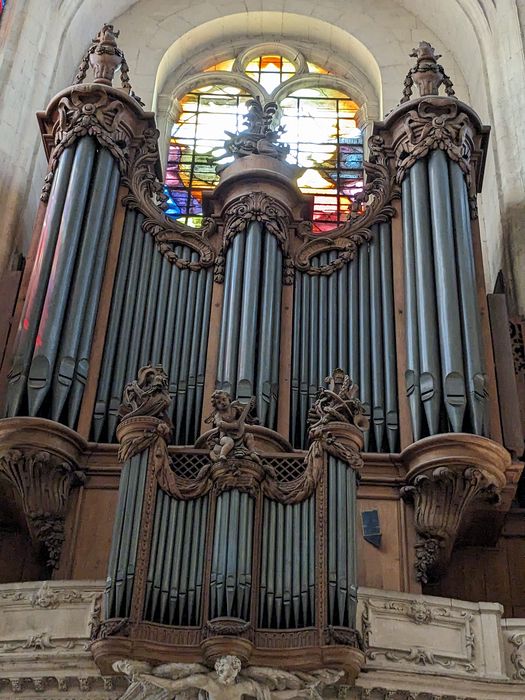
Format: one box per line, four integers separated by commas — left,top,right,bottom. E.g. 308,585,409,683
164,50,364,230
245,55,296,92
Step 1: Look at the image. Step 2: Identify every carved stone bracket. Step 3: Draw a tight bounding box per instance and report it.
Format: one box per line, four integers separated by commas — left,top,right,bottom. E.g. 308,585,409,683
0,418,87,568
400,434,509,583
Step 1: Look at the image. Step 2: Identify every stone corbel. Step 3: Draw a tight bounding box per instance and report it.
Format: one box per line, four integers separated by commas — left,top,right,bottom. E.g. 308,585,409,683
400,434,509,583
0,418,87,568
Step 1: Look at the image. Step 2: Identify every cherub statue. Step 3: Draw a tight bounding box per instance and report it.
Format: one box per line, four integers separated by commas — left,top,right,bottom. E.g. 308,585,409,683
114,655,344,700
205,391,260,464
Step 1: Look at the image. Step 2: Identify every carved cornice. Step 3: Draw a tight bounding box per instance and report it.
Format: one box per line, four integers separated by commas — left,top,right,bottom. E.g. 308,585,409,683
0,418,86,569
400,434,509,583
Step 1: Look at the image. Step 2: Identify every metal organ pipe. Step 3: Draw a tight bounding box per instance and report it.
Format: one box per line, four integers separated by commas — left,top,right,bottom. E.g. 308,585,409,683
428,149,467,432
6,146,76,417
449,161,486,434
27,137,97,416
409,158,442,435
290,240,399,452
402,154,486,439
402,177,423,442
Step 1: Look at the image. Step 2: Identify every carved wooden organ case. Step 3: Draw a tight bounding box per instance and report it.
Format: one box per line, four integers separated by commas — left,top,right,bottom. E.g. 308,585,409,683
0,30,520,682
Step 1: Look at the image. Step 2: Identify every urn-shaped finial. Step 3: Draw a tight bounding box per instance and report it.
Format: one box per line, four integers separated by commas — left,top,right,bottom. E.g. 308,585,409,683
89,24,124,86
409,41,444,97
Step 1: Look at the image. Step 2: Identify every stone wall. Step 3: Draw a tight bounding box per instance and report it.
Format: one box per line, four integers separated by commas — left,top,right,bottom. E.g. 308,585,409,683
0,580,524,698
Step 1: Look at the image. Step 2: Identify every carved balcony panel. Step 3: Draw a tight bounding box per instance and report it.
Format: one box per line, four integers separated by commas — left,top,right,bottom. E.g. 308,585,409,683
0,417,87,568
400,434,509,583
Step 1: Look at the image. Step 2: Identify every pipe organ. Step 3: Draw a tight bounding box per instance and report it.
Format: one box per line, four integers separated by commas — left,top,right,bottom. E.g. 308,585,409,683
0,27,518,693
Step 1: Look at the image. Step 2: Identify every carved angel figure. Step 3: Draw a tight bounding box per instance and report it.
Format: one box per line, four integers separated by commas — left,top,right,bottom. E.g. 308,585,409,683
114,656,344,700
118,365,172,424
205,391,260,464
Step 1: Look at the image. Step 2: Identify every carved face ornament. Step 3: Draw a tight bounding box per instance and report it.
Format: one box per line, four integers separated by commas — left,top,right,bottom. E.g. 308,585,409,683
214,655,242,685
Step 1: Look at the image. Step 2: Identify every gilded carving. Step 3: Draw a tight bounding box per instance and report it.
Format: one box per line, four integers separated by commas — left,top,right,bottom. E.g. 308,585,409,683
0,449,85,568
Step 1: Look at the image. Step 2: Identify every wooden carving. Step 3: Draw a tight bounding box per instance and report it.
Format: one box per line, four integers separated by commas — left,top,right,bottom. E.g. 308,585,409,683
293,138,399,276
399,41,456,103
0,448,85,568
305,369,369,472
400,434,509,583
205,392,260,464
223,96,290,161
116,365,172,463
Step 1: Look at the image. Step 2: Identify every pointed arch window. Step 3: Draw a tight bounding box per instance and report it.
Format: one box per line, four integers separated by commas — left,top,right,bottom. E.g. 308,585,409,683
164,47,364,231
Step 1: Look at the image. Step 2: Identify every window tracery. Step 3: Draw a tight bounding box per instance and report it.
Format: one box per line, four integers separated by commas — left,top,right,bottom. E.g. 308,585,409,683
164,45,364,231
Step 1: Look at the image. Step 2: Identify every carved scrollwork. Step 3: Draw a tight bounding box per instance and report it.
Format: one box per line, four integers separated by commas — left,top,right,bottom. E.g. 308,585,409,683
217,192,294,284
0,448,85,568
401,465,501,584
293,139,399,276
392,99,475,192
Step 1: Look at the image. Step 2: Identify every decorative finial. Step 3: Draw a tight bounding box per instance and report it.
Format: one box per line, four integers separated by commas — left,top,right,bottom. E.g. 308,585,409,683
221,96,290,165
73,24,143,102
399,41,456,104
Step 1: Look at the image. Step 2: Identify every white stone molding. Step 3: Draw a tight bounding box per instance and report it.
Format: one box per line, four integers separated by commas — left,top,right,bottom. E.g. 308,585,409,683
0,580,125,698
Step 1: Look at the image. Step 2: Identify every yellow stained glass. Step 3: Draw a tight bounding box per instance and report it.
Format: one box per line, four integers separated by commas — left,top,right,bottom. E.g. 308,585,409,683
307,62,329,74
204,59,235,72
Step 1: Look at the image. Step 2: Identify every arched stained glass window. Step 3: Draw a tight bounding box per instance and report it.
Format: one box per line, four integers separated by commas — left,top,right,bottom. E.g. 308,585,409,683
164,47,364,230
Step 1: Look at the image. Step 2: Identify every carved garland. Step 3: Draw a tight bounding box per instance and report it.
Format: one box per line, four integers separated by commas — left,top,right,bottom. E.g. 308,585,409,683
216,192,294,284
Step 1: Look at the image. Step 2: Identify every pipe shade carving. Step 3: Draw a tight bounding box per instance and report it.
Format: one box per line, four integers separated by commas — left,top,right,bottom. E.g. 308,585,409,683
400,434,509,583
0,418,86,569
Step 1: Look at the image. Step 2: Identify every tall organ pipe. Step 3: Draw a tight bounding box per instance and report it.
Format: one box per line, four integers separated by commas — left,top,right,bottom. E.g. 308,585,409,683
6,146,76,416
379,222,399,452
105,450,148,619
218,234,246,395
358,243,371,450
210,491,254,620
369,225,385,450
410,158,441,435
402,177,422,441
92,211,137,440
237,222,263,399
66,165,121,427
449,161,486,434
53,150,120,422
428,150,466,432
327,456,357,627
27,137,97,416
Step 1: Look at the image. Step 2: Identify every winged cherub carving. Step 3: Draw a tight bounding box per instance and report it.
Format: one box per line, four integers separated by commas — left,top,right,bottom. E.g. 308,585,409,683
114,655,344,700
205,391,260,464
